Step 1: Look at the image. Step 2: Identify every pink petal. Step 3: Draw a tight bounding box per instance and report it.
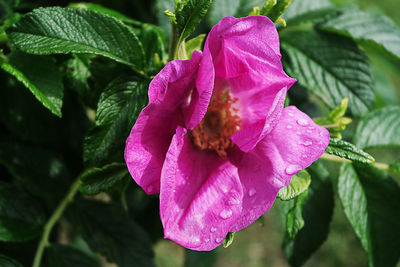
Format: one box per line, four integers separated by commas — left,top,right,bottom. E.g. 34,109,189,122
125,52,208,194
124,105,180,194
204,16,296,152
184,48,215,130
230,106,329,232
160,126,243,251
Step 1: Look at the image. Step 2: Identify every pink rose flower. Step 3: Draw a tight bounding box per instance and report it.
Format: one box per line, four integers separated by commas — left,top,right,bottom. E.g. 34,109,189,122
125,16,329,250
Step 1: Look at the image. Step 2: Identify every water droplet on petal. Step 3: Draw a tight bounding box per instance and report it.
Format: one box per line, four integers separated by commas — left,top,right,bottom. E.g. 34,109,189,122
296,131,301,135
308,126,315,130
306,130,313,133
302,141,313,146
320,132,324,137
210,227,217,233
248,188,257,197
228,196,240,205
302,154,308,159
205,238,210,242
297,119,309,126
285,164,302,175
286,125,293,129
265,123,270,128
220,209,233,219
319,141,323,145
288,112,294,117
215,237,223,243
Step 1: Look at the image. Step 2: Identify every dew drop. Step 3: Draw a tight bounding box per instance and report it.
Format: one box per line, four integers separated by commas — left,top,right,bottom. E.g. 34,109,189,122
308,126,315,130
228,196,240,205
288,112,294,117
286,125,293,129
302,141,313,146
296,131,302,135
210,227,217,233
306,130,313,133
297,119,309,126
215,237,223,243
205,238,210,243
302,154,308,159
248,188,257,197
285,164,302,175
220,209,233,219
320,131,324,137
318,141,323,145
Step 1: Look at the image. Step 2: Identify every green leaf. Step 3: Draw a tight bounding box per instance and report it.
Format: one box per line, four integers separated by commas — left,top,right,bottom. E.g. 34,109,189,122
354,106,400,149
66,199,154,267
185,34,205,58
325,137,375,164
68,2,141,26
0,254,23,267
278,170,311,201
64,54,92,101
176,0,212,41
222,232,235,248
281,30,374,116
139,24,166,73
389,160,400,176
320,10,400,61
7,7,145,70
0,181,46,242
83,76,148,167
282,0,333,22
79,163,129,195
338,163,400,267
1,51,63,117
285,191,308,240
0,141,70,200
283,161,334,266
46,244,100,267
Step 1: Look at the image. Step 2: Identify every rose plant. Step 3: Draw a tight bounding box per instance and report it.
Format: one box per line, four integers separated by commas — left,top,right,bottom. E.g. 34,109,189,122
0,0,399,266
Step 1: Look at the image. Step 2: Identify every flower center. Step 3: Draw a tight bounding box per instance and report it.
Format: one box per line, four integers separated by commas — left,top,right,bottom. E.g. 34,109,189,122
191,90,241,157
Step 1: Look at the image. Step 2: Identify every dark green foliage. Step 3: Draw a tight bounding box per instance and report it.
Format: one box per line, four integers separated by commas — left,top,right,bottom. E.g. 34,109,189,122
83,75,148,167
46,244,100,267
79,163,129,195
1,51,64,117
7,7,145,70
338,164,400,267
281,29,374,116
283,162,334,266
66,199,154,267
0,254,23,267
321,9,400,61
0,182,46,242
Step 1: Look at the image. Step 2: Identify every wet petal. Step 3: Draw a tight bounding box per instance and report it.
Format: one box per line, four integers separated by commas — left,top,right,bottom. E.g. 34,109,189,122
230,106,329,231
125,53,204,194
160,127,243,250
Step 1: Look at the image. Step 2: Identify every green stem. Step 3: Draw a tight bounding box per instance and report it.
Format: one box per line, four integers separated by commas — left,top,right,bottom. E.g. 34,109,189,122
32,178,81,267
320,123,341,129
320,153,390,171
168,25,179,62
